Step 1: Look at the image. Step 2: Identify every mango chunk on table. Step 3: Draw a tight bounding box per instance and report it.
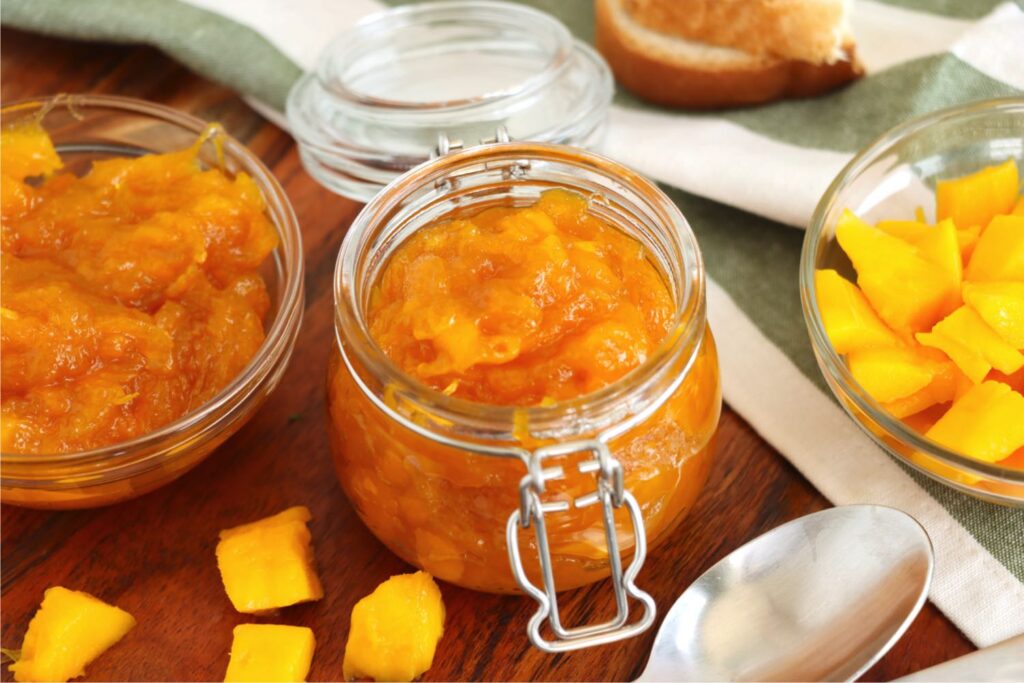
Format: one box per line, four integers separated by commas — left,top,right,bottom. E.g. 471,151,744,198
936,158,1018,231
926,381,1024,463
224,624,315,683
8,587,135,682
216,506,324,613
343,571,445,682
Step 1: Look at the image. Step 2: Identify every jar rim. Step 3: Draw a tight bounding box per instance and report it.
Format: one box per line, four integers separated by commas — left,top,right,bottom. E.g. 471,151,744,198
0,94,305,469
333,141,707,444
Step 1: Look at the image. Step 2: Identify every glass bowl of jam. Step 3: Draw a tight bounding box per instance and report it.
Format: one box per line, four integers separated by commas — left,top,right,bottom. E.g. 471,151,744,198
327,140,721,651
1,95,304,509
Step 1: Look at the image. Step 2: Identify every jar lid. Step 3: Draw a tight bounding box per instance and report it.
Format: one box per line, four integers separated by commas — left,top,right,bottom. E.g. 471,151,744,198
286,0,613,202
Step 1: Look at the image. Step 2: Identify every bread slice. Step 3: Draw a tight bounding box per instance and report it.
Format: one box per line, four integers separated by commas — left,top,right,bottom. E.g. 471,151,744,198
595,0,864,109
623,0,852,65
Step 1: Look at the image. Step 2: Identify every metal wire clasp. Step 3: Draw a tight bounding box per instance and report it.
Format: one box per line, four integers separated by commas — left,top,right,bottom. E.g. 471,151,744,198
506,439,656,652
432,126,529,191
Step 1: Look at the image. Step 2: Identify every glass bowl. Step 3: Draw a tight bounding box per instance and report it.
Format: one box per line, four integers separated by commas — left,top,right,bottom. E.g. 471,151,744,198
801,98,1024,506
1,94,305,509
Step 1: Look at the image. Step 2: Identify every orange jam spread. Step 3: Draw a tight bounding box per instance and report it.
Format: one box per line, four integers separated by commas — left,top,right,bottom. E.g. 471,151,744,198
368,189,674,405
331,189,719,592
1,123,277,454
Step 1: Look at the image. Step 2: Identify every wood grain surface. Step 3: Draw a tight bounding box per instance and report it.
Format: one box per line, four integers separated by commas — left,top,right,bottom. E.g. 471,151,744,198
0,29,975,682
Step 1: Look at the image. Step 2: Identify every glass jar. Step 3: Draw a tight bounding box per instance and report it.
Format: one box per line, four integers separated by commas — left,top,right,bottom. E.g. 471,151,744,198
326,141,720,650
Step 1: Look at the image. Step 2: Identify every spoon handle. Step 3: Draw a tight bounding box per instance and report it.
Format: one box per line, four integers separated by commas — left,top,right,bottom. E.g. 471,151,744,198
895,634,1024,682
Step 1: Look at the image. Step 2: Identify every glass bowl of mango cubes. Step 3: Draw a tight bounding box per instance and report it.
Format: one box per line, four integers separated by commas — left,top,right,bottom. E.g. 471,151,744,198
802,98,1024,505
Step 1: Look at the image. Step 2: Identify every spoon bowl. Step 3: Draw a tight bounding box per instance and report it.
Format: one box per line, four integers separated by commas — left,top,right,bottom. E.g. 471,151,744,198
639,505,934,682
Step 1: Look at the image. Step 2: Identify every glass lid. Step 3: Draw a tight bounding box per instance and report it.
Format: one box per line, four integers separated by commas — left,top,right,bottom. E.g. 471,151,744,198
286,0,613,202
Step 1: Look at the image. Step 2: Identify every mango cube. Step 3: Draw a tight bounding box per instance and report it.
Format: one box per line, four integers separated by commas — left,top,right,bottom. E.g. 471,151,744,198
936,158,1018,230
343,571,445,682
881,360,964,418
919,306,1024,383
835,210,955,335
216,506,323,613
224,624,315,683
957,225,981,264
814,269,900,353
913,219,963,297
962,281,1024,349
926,381,1024,463
847,346,943,403
8,587,135,683
965,214,1024,282
877,219,929,242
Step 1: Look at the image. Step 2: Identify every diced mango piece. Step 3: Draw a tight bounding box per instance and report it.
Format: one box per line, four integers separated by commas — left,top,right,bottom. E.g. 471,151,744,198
988,366,1024,393
924,305,1024,381
901,403,948,433
814,269,901,353
343,572,445,682
877,219,929,242
913,219,962,302
962,281,1024,349
916,331,989,385
216,506,324,614
965,214,1024,282
926,381,1024,463
835,210,956,335
881,359,962,418
847,346,941,403
224,624,315,683
1001,448,1024,468
936,159,1019,230
957,225,981,264
8,587,135,683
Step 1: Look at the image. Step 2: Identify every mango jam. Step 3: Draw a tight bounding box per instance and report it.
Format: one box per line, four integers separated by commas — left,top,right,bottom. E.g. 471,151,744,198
1,124,277,454
328,189,720,592
368,189,674,404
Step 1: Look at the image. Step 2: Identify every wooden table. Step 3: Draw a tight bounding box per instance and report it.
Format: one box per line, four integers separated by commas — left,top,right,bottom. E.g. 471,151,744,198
0,29,974,682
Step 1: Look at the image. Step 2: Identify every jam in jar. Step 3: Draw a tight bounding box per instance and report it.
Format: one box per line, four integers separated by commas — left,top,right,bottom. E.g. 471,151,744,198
327,142,720,620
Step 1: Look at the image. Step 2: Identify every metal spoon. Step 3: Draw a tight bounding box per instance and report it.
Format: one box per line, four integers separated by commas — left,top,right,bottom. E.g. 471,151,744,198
638,505,934,682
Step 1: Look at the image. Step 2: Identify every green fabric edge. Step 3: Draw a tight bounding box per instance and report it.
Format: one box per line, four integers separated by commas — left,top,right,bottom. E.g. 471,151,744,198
3,0,1022,580
0,0,300,111
614,55,1022,153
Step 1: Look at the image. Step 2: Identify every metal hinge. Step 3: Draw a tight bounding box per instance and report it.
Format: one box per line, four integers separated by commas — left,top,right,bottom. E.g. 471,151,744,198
432,126,530,191
506,439,656,652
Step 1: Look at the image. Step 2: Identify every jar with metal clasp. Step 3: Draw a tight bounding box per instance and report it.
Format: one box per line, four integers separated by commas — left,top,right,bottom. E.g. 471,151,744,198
288,0,721,652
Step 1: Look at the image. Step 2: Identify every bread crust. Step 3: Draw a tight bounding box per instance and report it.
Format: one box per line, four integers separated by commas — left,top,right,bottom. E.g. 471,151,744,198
595,0,864,109
624,0,851,65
